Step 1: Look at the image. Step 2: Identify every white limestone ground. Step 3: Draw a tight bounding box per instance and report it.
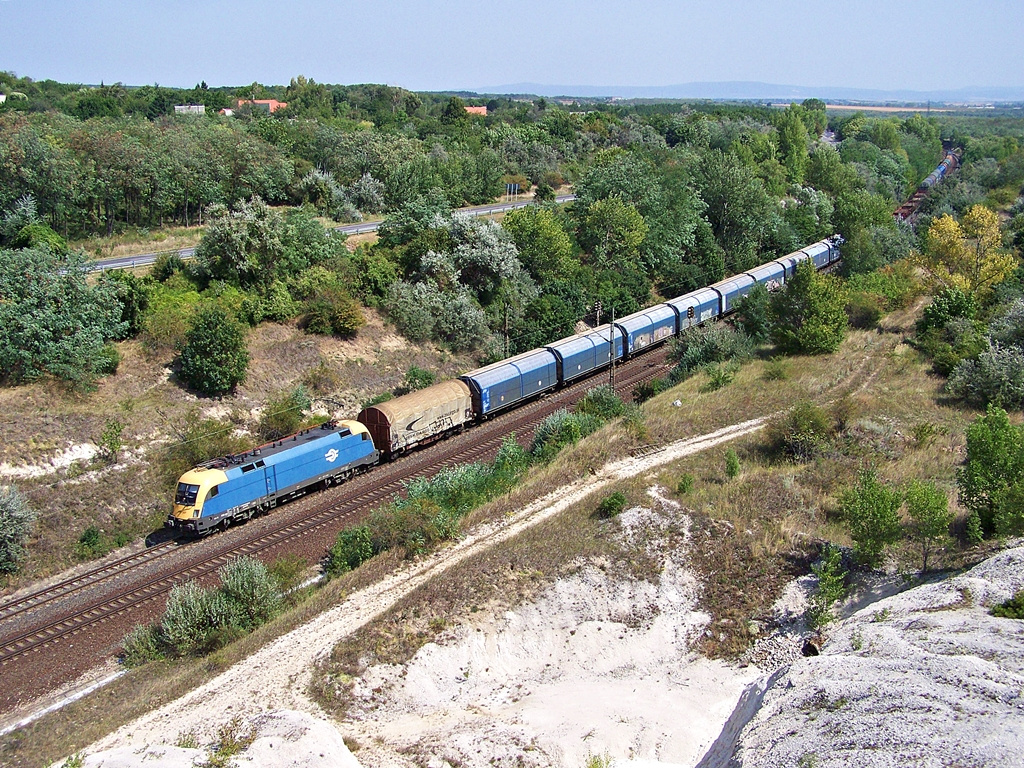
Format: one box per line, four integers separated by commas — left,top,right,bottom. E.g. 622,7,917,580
345,492,759,768
0,442,98,479
72,419,768,767
700,546,1024,768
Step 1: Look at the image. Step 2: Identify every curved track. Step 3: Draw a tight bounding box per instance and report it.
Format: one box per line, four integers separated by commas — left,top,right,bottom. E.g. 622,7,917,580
0,346,666,712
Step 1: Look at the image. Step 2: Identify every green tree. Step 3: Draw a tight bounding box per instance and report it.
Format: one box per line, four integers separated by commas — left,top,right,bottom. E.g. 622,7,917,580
0,247,125,386
194,197,287,291
179,306,249,396
905,480,953,572
578,197,648,271
734,282,773,343
770,260,848,355
0,486,36,574
775,106,809,183
502,205,576,282
957,405,1024,538
841,469,903,567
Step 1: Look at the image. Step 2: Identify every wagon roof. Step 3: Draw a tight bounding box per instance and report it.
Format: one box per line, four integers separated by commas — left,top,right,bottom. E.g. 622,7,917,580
360,379,472,423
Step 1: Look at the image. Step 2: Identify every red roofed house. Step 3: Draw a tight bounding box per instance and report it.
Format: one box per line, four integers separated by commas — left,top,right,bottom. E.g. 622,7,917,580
236,99,288,114
464,105,488,116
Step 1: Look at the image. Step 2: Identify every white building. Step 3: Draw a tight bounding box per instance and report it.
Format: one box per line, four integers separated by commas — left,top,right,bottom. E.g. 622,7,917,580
174,104,205,114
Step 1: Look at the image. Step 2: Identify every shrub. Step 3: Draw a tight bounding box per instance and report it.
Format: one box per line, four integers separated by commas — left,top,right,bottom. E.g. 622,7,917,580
77,525,104,559
121,624,165,667
596,491,627,519
160,582,214,656
257,386,311,441
302,359,344,396
676,474,695,494
634,377,669,402
0,486,36,573
946,342,1024,409
701,362,738,392
734,282,773,343
530,409,604,461
762,358,789,381
840,470,903,567
326,525,375,576
725,448,741,479
396,365,435,395
98,418,125,463
179,306,249,396
807,544,847,629
303,287,364,337
845,291,884,329
957,405,1024,539
766,401,834,461
575,385,625,420
991,590,1024,620
361,391,394,409
916,287,977,335
669,321,753,380
217,556,281,631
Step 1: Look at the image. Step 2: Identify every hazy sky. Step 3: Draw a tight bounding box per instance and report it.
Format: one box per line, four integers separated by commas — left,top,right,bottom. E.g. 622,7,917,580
2,0,1022,92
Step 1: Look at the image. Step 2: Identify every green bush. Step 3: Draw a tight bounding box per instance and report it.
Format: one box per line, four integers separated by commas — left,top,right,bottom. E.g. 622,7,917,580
845,291,884,329
669,321,753,380
257,386,311,442
218,556,282,631
531,409,604,461
303,287,365,337
991,590,1024,620
575,385,626,419
766,401,834,461
676,474,695,494
179,305,249,396
702,362,738,392
159,582,214,656
326,526,375,576
770,260,848,355
0,486,36,574
807,544,847,629
917,287,977,335
597,491,627,518
121,624,165,667
725,448,741,479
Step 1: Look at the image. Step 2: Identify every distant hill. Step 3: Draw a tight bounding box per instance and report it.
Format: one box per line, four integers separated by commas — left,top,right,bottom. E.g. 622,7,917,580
476,81,1024,104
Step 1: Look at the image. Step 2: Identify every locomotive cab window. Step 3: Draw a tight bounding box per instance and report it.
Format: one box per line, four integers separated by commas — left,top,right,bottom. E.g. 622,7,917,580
207,485,219,499
175,483,200,505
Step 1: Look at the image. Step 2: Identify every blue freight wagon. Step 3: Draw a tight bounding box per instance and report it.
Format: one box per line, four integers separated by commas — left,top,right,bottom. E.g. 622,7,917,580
167,420,378,535
545,325,624,384
461,348,559,416
801,241,833,269
709,273,757,314
666,287,720,332
745,261,787,292
615,304,677,357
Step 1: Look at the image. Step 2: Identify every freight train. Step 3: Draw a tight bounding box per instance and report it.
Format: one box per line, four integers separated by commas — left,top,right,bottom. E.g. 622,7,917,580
894,150,961,221
167,237,841,535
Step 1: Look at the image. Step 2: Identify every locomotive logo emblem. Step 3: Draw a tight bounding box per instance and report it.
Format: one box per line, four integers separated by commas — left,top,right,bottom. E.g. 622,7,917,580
325,448,339,463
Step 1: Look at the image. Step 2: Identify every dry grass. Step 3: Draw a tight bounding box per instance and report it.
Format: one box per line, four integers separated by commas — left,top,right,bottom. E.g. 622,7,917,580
71,226,206,261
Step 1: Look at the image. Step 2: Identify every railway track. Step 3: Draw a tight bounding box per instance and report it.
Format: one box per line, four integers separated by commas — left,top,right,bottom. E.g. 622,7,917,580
0,346,667,680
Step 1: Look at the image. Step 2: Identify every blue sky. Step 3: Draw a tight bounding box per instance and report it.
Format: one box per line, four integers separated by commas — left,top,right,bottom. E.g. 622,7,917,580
2,0,1022,92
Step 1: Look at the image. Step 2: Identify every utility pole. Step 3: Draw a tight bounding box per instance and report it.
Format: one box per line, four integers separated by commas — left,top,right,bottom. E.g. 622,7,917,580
609,305,616,388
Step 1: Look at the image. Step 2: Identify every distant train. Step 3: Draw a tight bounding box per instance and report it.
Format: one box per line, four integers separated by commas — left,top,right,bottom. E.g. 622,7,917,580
167,237,841,535
894,150,961,221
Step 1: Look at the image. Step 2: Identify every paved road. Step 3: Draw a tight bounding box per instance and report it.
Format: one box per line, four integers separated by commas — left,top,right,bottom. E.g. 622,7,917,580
88,194,576,272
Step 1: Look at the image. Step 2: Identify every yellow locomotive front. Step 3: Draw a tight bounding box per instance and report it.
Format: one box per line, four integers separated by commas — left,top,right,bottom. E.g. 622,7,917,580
167,467,228,531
